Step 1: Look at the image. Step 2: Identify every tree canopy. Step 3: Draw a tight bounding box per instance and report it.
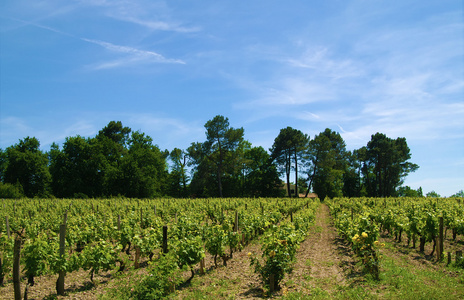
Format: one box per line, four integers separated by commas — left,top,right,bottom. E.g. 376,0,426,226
0,117,425,199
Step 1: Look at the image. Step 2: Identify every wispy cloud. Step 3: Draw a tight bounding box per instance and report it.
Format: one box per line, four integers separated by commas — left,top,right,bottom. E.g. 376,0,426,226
4,18,186,70
81,38,185,69
117,16,200,33
77,0,200,33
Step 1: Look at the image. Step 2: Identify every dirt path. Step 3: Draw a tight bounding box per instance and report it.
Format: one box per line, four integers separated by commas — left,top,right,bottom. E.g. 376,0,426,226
283,203,352,296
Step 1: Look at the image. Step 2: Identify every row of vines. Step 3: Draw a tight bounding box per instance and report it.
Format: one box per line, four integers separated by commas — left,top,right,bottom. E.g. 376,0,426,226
0,197,318,299
327,197,464,278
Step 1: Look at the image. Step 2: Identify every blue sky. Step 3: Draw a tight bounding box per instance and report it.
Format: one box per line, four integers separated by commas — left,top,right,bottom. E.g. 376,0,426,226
1,0,463,196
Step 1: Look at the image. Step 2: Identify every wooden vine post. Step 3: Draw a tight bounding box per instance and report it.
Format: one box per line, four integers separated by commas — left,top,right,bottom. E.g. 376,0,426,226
5,217,10,238
269,273,275,293
200,245,206,275
438,217,444,261
162,226,168,254
57,224,66,296
13,234,22,300
457,251,463,264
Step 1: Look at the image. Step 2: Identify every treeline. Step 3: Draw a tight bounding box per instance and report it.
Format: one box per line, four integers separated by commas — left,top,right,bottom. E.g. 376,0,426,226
0,116,420,199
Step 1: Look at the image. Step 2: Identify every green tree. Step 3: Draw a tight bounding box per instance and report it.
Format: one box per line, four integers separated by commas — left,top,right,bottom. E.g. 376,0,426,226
242,146,283,197
364,133,419,197
168,148,189,197
49,136,102,197
0,148,6,182
343,150,362,197
426,190,441,198
451,190,464,197
270,127,308,197
398,186,424,197
188,115,244,197
304,129,347,199
4,137,51,197
119,131,168,198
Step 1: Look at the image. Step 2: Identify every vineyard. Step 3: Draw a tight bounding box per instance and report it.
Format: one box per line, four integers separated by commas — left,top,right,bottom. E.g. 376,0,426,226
0,197,463,299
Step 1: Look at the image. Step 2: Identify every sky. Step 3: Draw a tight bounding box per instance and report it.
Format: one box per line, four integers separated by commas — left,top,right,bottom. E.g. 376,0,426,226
1,0,463,197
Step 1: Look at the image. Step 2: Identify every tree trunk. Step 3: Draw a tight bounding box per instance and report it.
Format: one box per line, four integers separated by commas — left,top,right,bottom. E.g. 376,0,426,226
217,164,223,198
286,168,291,197
294,149,298,197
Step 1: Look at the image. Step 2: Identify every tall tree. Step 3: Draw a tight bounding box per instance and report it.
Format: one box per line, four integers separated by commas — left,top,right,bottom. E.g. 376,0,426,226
242,146,283,197
169,148,189,197
4,137,51,197
343,150,362,197
305,129,347,199
119,131,168,198
0,148,6,182
270,127,308,197
49,136,102,197
188,115,244,197
363,133,419,197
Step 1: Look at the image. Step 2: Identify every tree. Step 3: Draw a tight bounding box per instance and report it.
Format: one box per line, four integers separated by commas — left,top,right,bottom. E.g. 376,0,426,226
304,129,347,199
343,150,362,197
49,136,102,197
242,146,283,197
398,186,423,197
119,131,168,198
451,190,464,197
169,148,189,197
188,115,244,197
364,133,419,197
270,127,308,197
0,148,6,182
426,190,441,198
4,137,51,197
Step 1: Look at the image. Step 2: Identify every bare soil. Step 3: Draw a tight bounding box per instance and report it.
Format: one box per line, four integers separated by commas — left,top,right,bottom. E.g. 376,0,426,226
282,204,354,296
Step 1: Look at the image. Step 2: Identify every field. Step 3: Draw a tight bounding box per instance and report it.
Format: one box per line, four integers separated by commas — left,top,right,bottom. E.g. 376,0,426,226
0,197,463,299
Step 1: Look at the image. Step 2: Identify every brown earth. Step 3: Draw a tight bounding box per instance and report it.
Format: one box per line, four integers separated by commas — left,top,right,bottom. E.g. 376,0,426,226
282,204,354,296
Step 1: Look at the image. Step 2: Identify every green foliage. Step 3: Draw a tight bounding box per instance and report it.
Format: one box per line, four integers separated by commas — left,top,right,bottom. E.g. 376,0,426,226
174,236,205,269
426,190,441,198
249,205,317,292
398,186,423,197
4,137,52,197
80,239,120,281
249,224,301,290
188,115,245,197
22,234,53,284
270,127,309,197
0,234,14,284
350,217,382,280
204,225,227,266
0,182,24,198
130,253,184,300
362,133,419,197
451,190,464,197
306,129,347,200
48,122,168,198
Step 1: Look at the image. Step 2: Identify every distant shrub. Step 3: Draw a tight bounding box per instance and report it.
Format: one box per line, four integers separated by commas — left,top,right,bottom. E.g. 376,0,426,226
73,192,89,199
0,182,24,198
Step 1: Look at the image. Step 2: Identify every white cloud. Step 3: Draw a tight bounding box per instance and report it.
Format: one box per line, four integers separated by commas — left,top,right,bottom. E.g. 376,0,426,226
117,16,200,33
81,38,185,69
77,0,200,33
